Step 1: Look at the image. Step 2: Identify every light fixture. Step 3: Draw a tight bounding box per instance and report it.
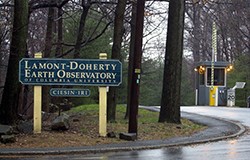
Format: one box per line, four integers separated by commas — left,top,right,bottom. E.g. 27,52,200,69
198,66,205,74
226,65,233,72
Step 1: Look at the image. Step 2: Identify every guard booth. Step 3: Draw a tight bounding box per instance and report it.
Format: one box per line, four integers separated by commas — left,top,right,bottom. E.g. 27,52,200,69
194,61,233,106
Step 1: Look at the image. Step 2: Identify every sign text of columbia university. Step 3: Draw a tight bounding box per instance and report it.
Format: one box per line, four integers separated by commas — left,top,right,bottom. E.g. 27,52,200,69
19,58,122,86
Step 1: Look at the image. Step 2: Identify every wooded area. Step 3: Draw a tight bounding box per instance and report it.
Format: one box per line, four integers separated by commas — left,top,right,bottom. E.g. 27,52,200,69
0,0,249,125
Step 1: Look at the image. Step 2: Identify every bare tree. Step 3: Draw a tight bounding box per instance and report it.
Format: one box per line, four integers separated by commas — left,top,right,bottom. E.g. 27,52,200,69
42,4,56,112
107,0,127,122
0,0,13,102
0,0,29,124
185,0,250,62
74,0,91,58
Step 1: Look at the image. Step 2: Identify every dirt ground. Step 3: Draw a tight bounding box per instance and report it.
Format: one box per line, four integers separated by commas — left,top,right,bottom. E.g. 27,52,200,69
0,109,205,148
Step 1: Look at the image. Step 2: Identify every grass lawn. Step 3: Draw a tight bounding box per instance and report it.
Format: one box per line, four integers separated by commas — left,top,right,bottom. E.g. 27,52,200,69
69,104,206,140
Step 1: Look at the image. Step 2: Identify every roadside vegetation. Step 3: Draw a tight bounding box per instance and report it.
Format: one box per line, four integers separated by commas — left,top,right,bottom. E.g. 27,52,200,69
0,104,206,148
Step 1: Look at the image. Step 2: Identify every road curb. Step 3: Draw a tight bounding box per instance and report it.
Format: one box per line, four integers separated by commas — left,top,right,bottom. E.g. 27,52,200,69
179,113,246,145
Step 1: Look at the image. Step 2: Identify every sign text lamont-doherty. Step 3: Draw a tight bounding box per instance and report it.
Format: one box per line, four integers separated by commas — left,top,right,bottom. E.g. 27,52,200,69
19,58,122,86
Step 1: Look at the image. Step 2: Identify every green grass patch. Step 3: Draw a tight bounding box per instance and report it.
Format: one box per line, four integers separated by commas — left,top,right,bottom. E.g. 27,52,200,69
68,104,206,140
69,104,99,113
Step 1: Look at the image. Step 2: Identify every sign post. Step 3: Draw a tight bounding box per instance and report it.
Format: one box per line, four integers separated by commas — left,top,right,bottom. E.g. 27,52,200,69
99,53,107,137
210,22,217,106
33,53,42,133
128,0,145,138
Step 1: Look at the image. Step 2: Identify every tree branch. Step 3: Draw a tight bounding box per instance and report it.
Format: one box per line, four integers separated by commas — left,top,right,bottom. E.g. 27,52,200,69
29,0,70,13
57,21,112,58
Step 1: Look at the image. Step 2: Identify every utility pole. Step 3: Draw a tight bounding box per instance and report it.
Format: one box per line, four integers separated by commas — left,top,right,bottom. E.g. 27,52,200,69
128,0,145,136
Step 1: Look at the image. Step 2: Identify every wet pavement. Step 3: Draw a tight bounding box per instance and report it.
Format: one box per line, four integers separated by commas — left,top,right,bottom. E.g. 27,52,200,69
0,106,249,160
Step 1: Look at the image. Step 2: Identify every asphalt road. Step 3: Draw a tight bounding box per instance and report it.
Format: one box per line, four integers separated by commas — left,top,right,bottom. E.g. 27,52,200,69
74,106,250,160
1,106,249,160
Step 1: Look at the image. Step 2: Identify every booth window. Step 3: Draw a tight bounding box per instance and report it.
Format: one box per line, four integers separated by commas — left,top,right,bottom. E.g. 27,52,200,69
199,73,205,85
207,68,225,86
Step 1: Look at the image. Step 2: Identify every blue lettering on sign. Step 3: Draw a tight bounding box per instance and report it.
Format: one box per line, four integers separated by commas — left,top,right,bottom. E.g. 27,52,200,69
19,58,122,86
50,88,90,97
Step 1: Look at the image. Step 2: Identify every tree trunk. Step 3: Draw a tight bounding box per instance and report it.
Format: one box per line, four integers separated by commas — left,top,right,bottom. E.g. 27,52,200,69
107,0,126,122
55,7,63,57
52,7,64,105
192,3,201,62
159,0,185,124
0,0,29,124
74,0,91,58
42,5,55,112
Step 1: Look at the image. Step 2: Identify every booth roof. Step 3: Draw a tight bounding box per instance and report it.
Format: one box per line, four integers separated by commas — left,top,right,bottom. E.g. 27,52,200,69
195,61,231,67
